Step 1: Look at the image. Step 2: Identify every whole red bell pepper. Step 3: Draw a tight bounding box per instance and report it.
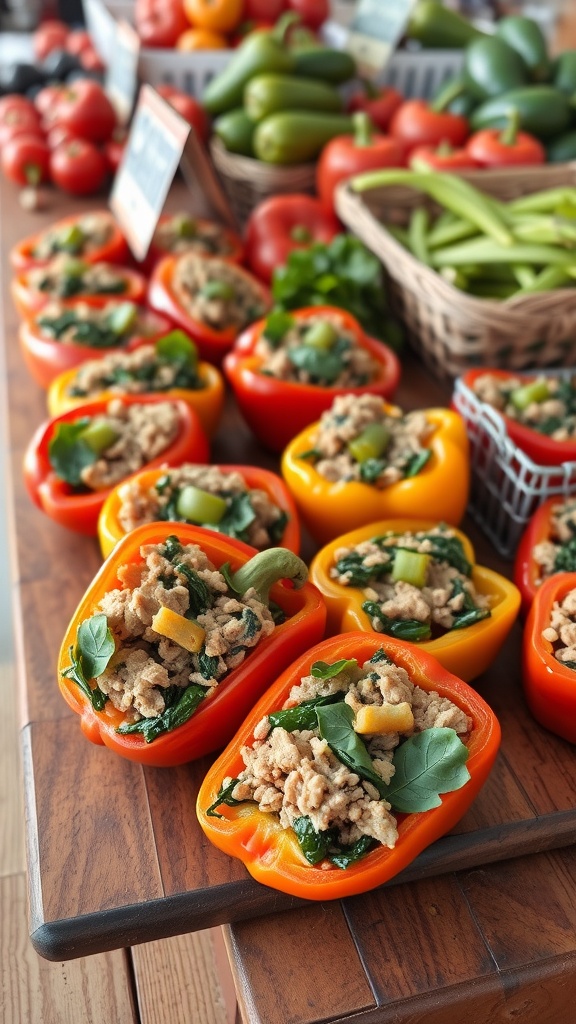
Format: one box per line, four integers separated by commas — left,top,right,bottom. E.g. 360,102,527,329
19,298,172,389
143,212,245,274
196,632,501,900
522,572,576,744
57,522,326,766
23,394,209,535
223,305,401,453
389,98,470,156
10,210,129,272
11,261,148,320
316,112,405,213
409,141,480,171
244,194,340,284
347,83,404,133
465,111,545,168
461,368,576,467
514,495,576,617
147,254,272,365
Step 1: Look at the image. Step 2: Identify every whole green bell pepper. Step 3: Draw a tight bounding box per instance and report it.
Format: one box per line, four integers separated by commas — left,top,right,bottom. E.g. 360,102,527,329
470,85,572,139
495,15,552,82
406,0,485,48
464,36,528,100
553,50,576,95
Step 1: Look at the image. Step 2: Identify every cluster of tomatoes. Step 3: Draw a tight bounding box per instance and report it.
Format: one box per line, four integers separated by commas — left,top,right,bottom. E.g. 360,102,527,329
135,0,329,50
33,18,104,72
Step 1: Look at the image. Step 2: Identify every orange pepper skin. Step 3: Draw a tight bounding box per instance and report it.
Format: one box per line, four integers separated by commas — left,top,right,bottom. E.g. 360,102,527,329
23,394,210,535
281,406,470,547
514,495,562,618
147,254,273,366
309,518,521,682
58,522,326,766
97,463,301,559
196,632,501,900
523,572,576,744
10,210,129,272
46,348,225,438
11,263,148,320
223,306,402,453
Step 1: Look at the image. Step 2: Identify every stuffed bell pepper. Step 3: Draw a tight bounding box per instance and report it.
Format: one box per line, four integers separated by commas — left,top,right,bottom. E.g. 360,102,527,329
24,393,209,534
46,330,225,438
281,393,470,546
143,211,245,272
310,519,520,682
197,632,501,900
19,297,172,389
58,523,326,766
147,252,272,365
523,572,576,743
514,495,576,616
464,368,576,466
11,256,147,319
10,210,128,272
223,306,402,453
98,463,301,559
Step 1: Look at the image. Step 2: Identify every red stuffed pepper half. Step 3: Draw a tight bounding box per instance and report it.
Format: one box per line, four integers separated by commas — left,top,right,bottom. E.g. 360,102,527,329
10,210,129,272
23,393,209,534
58,523,326,766
514,494,576,616
11,257,147,319
223,305,402,453
142,211,245,273
523,572,576,744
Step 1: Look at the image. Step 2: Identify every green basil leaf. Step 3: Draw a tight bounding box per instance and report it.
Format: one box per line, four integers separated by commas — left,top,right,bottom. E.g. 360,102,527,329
292,816,334,865
263,309,294,346
380,728,470,813
155,329,198,364
316,702,388,797
61,644,109,711
329,834,375,869
267,692,345,733
48,417,96,486
77,613,115,679
362,601,431,642
287,345,344,385
311,658,358,679
117,682,207,743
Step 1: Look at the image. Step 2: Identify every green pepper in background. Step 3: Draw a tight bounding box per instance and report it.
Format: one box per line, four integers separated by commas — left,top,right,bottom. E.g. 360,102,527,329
406,0,486,48
553,50,576,95
463,36,528,100
546,130,576,164
431,74,477,117
244,73,343,122
213,108,256,156
291,46,357,84
470,86,572,139
495,15,552,82
253,111,354,165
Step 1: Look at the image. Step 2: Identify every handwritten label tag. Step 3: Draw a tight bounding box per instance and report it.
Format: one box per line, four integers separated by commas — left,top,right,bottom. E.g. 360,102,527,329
110,85,238,261
347,0,417,75
105,18,140,124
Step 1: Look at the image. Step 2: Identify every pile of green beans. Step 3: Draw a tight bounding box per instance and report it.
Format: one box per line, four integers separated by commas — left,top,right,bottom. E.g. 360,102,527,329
350,167,576,300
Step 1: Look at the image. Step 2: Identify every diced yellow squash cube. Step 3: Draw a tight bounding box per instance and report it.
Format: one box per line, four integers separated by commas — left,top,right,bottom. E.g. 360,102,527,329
355,702,414,735
151,606,206,653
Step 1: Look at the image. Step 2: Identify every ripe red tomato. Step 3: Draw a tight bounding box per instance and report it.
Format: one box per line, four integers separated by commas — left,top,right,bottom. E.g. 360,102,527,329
51,80,116,144
49,139,108,195
65,29,93,56
135,0,189,48
286,0,329,29
103,130,128,174
2,134,51,186
79,47,105,72
156,85,210,143
0,106,43,147
243,0,287,19
33,19,69,59
34,84,65,119
0,95,38,118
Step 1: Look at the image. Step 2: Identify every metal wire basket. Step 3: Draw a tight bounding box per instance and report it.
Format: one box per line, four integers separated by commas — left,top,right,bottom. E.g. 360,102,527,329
452,372,576,559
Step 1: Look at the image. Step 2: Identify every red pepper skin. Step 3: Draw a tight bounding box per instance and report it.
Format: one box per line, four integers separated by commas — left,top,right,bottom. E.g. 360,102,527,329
389,100,470,155
142,214,246,275
244,194,340,284
97,462,302,558
514,496,567,618
11,263,148,320
465,128,546,168
347,86,403,132
197,632,501,900
23,394,209,535
147,254,273,366
316,126,405,213
223,306,402,453
523,572,576,744
58,522,327,766
19,299,173,389
409,143,480,171
461,368,576,466
10,210,129,272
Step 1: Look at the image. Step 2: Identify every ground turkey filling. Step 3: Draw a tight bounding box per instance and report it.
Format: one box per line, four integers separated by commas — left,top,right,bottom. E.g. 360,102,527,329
331,526,491,638
31,213,114,260
471,372,576,441
95,539,276,722
117,465,288,549
225,651,471,856
254,312,379,387
154,214,235,257
28,256,129,299
542,587,576,669
65,343,203,399
171,253,268,333
305,394,434,487
533,499,576,584
52,399,180,491
37,300,146,349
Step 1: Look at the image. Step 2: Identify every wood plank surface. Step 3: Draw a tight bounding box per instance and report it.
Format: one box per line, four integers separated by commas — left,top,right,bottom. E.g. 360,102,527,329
4,173,576,970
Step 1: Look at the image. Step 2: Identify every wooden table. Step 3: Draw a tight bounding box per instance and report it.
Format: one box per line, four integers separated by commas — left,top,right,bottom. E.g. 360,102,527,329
4,176,576,1021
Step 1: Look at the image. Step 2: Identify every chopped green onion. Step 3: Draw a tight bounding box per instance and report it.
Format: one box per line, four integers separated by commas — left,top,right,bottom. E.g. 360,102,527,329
510,379,550,410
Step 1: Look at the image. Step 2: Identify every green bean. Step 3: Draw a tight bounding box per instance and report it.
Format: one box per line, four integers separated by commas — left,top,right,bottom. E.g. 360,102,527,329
509,188,576,215
407,207,431,265
511,265,537,288
439,266,469,290
431,238,576,268
386,223,410,247
509,265,574,296
426,217,479,249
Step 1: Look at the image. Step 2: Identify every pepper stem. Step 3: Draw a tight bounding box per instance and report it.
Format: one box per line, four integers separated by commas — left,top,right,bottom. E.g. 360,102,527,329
290,224,312,243
499,109,520,147
228,548,308,604
272,10,301,44
353,111,374,147
430,76,467,113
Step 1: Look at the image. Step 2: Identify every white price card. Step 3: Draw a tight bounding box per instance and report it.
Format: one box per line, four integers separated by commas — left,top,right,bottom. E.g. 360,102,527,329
105,18,140,124
347,0,417,75
110,85,237,262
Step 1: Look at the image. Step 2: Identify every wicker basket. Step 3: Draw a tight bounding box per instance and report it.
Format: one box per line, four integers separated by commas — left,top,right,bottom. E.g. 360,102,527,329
335,163,576,381
209,137,317,224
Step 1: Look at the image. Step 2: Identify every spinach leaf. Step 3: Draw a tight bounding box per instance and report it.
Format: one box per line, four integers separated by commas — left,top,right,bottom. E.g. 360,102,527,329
174,563,212,616
206,777,243,818
267,692,345,733
554,536,576,574
117,682,207,743
262,310,294,346
562,660,576,671
329,834,375,869
61,613,113,711
333,550,391,587
416,533,471,576
287,345,345,385
211,492,256,542
241,607,260,639
368,647,394,666
164,534,183,561
362,601,431,642
297,448,322,461
197,645,220,681
379,728,470,813
311,658,357,679
450,578,491,630
268,510,289,545
48,417,96,487
292,816,334,865
359,458,387,483
316,702,388,797
404,450,431,478
38,310,81,338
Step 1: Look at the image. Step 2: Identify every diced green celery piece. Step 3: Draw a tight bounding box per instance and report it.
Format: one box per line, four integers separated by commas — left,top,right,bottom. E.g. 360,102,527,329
107,302,138,335
510,378,550,410
176,485,227,524
63,258,89,278
200,280,235,301
79,419,118,455
391,549,431,589
348,423,390,463
302,321,338,350
174,215,197,238
57,223,85,251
